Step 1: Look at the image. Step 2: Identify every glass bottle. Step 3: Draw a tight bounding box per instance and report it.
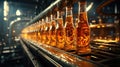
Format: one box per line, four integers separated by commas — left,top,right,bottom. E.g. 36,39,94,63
41,19,45,44
43,19,47,44
46,18,52,45
64,7,76,51
50,14,57,47
44,17,48,44
76,1,91,55
38,20,41,44
34,23,37,42
56,11,65,49
36,22,40,42
45,17,51,45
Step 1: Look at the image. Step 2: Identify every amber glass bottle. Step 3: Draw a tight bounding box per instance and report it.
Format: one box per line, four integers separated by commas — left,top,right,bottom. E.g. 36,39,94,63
38,21,41,44
36,22,40,42
44,17,49,44
56,11,65,49
34,23,37,42
41,19,45,44
45,17,51,45
64,7,76,51
46,17,51,45
76,1,91,54
50,15,57,47
43,19,47,44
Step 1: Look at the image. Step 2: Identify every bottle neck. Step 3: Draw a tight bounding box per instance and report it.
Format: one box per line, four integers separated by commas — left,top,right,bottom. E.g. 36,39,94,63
65,7,73,24
57,11,60,19
57,11,64,26
66,7,73,17
78,1,88,24
52,20,56,26
58,18,63,26
78,1,86,14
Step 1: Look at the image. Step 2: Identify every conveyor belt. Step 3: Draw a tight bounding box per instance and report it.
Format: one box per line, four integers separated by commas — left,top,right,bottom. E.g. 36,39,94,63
20,38,105,67
22,38,120,67
78,42,120,67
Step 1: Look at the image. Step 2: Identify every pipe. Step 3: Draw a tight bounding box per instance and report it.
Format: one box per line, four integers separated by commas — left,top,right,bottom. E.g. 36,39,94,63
9,19,30,45
28,0,61,25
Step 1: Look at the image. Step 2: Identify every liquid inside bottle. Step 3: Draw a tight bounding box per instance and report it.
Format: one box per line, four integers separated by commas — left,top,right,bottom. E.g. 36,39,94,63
38,21,42,44
45,17,51,45
64,7,76,51
50,15,56,47
76,1,91,54
34,23,38,42
41,19,45,44
56,11,65,49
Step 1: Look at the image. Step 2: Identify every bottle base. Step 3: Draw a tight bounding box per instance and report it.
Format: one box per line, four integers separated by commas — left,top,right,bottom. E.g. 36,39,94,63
76,49,91,55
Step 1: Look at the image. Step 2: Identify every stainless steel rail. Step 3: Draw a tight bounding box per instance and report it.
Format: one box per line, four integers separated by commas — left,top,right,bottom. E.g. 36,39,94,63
20,40,41,67
28,0,61,25
21,38,104,67
26,42,62,67
20,39,62,67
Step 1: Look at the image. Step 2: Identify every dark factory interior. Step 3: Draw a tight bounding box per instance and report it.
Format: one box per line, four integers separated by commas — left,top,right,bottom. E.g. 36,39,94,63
0,0,120,67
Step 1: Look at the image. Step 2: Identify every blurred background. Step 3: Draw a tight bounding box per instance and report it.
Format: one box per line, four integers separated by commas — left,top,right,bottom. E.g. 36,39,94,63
0,0,119,67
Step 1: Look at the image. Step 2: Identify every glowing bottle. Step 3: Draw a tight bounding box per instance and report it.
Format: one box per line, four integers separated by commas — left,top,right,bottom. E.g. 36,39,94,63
76,1,91,54
64,7,76,51
56,11,65,49
45,17,50,45
50,15,56,47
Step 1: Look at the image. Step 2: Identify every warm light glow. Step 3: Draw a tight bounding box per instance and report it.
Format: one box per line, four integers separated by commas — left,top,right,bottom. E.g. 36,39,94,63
97,25,100,28
90,24,97,28
4,1,9,21
13,30,16,33
91,20,96,23
104,37,107,39
86,2,93,12
102,25,105,28
4,1,9,16
4,10,7,17
17,17,21,20
94,39,117,43
4,17,8,21
16,10,21,16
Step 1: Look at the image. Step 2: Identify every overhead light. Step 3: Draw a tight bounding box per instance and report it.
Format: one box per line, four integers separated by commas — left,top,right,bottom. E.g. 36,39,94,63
17,17,21,20
16,9,21,16
86,2,94,12
4,1,9,17
4,17,8,21
4,1,9,21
